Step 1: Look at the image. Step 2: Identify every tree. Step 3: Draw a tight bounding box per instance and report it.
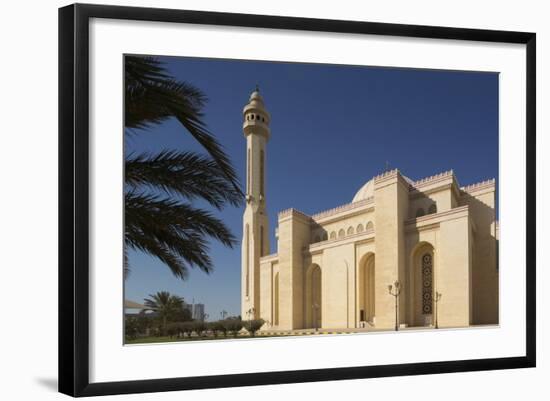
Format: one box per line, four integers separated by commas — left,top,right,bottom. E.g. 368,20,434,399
125,313,156,340
172,305,193,323
124,56,243,279
215,321,228,337
181,321,195,338
192,320,207,337
166,322,183,338
222,317,243,338
207,322,218,338
124,316,140,340
245,319,265,337
143,291,185,335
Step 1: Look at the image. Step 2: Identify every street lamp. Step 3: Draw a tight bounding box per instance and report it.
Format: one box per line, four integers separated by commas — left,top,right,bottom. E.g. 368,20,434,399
434,292,442,329
388,280,401,331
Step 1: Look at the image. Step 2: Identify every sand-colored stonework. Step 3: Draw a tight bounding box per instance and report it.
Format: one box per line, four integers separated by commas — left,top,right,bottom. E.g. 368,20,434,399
241,90,498,331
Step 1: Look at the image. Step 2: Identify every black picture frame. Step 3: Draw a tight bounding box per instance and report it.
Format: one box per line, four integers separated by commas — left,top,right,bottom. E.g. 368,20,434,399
59,3,536,397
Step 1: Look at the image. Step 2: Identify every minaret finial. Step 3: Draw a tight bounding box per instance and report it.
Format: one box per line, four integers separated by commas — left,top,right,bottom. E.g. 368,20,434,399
255,83,260,92
385,160,390,172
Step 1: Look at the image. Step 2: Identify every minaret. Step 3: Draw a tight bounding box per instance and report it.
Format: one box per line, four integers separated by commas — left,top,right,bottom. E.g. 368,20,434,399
241,87,270,320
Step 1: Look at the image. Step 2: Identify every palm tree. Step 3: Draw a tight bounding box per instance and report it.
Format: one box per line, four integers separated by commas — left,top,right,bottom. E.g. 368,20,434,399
124,56,243,279
143,291,185,335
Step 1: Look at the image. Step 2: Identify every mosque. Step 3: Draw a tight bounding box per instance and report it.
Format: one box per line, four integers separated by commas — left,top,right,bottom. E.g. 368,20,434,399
241,89,499,332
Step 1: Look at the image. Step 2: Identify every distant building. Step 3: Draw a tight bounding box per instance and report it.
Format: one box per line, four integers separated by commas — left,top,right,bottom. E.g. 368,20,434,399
183,302,193,315
193,303,205,321
124,299,157,318
124,299,146,316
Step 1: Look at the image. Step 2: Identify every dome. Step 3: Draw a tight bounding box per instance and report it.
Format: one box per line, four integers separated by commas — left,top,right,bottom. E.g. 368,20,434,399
244,87,267,112
249,90,262,101
352,174,414,202
352,179,375,202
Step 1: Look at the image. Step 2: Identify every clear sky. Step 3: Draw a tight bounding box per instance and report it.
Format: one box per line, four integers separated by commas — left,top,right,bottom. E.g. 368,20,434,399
124,56,498,320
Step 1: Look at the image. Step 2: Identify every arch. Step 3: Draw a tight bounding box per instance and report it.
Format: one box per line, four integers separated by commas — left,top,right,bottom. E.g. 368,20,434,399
428,203,437,214
314,235,321,243
322,233,328,241
305,264,322,329
366,221,374,231
329,231,336,240
416,208,425,218
356,223,364,233
273,272,280,326
347,226,354,236
409,242,435,327
358,253,375,325
338,229,345,239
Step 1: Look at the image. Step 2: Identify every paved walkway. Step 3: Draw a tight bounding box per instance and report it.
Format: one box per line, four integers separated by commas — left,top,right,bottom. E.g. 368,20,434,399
258,324,497,336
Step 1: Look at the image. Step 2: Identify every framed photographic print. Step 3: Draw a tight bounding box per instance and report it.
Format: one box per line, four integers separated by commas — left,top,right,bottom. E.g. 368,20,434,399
58,3,536,397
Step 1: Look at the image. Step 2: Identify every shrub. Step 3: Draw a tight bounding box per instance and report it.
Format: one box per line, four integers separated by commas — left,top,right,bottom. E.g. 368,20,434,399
125,314,155,340
207,322,217,337
222,317,243,337
181,321,195,337
245,319,265,337
166,322,187,338
125,316,140,340
192,320,207,337
215,321,228,337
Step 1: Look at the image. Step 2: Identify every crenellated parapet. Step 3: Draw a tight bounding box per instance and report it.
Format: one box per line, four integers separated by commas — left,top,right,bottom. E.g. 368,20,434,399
278,207,311,221
373,168,399,183
461,178,496,194
311,197,373,221
410,170,455,189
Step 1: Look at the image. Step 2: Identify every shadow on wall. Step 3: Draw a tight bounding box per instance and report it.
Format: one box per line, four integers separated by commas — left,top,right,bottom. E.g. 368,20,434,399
460,192,499,325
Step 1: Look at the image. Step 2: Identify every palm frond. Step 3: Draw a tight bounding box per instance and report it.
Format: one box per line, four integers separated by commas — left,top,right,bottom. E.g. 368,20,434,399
124,56,242,195
126,150,243,208
125,191,237,278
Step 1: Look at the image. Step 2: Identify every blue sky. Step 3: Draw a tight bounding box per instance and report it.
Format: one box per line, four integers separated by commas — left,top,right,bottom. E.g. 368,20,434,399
124,56,498,320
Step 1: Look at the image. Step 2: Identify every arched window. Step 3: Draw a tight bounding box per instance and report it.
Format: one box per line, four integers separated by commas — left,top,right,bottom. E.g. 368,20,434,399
416,208,425,218
322,233,328,241
366,221,374,231
428,204,437,214
347,227,354,235
422,253,433,315
356,224,364,233
329,231,336,240
338,229,345,239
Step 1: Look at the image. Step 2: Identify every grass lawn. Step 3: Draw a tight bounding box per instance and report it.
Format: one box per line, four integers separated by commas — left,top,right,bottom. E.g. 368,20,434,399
125,335,261,344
